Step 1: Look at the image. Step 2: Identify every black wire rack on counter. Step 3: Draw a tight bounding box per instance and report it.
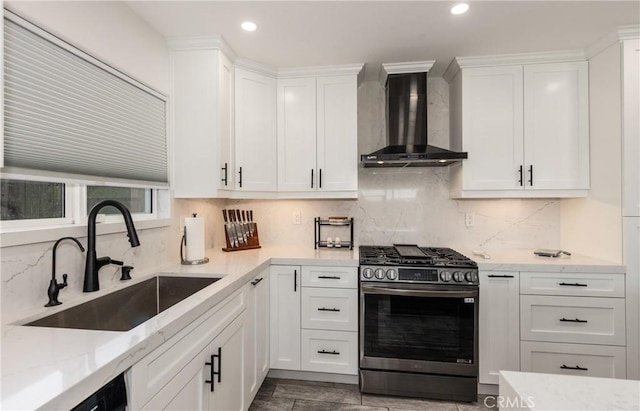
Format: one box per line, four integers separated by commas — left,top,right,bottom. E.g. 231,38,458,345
314,217,354,250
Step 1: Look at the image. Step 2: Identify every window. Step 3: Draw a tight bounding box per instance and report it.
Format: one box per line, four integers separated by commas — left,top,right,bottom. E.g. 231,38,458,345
1,179,65,220
87,187,152,215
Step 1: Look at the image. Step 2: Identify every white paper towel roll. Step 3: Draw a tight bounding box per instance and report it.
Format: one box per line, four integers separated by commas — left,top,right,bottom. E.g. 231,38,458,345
184,215,205,261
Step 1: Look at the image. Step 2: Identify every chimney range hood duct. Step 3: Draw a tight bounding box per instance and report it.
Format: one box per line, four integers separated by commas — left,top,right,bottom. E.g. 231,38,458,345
361,69,467,167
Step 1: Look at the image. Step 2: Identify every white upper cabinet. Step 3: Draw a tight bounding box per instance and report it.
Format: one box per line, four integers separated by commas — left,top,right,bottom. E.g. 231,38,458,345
235,67,277,192
171,47,234,198
523,62,589,191
446,54,590,198
277,70,360,197
623,39,640,217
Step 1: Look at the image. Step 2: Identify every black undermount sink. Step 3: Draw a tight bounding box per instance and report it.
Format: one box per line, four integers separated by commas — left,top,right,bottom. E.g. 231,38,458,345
26,276,220,332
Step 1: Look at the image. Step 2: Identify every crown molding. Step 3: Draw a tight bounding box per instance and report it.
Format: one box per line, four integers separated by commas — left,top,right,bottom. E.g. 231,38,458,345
585,25,640,59
234,57,278,77
167,35,237,61
379,60,435,85
277,63,364,78
443,50,586,82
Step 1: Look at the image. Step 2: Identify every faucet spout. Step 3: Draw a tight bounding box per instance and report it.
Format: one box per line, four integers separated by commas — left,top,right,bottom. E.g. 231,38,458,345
84,200,140,292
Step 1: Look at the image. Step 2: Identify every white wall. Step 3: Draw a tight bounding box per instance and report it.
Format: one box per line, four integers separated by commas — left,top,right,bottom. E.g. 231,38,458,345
0,1,180,325
560,43,623,263
5,0,170,94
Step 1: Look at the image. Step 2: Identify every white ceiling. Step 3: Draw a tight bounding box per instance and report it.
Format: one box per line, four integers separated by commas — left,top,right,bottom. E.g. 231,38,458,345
125,1,639,79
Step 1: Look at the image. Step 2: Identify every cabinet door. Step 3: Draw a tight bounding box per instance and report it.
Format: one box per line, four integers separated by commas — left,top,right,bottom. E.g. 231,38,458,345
524,62,589,190
623,39,640,217
624,217,640,379
141,346,210,410
277,77,317,191
172,49,224,198
460,66,524,191
235,67,277,191
316,75,358,191
218,52,235,190
479,271,520,384
270,265,301,370
210,311,247,411
245,269,270,405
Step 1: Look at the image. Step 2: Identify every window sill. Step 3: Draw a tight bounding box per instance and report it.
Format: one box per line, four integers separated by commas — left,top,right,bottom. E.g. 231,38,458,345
0,218,172,248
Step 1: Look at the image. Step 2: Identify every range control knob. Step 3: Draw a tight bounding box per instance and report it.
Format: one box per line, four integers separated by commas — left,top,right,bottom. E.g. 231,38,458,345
440,271,452,282
452,271,464,282
362,267,373,279
386,269,398,280
374,268,386,280
465,271,478,283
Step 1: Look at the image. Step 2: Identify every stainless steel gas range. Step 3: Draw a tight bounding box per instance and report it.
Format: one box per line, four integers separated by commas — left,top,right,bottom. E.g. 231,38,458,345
359,244,479,402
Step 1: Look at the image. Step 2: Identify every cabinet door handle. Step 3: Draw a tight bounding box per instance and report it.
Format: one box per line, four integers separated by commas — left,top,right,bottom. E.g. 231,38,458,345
528,165,533,186
518,165,523,186
251,277,263,286
559,282,588,287
294,269,297,292
238,167,243,188
560,318,588,323
318,275,341,280
317,350,340,355
319,168,322,188
561,364,588,371
311,169,314,188
487,274,515,278
221,163,228,186
205,347,222,391
317,307,340,312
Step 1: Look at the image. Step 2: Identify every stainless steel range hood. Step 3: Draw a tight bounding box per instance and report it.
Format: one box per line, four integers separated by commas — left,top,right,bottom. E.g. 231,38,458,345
361,65,467,167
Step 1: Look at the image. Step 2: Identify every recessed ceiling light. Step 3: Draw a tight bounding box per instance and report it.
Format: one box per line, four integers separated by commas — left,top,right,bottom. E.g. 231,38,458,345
450,3,469,15
241,21,257,32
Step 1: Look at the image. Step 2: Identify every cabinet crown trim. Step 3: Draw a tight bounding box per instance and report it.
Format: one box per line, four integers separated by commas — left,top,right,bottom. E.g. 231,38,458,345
443,50,586,82
379,60,435,85
277,64,364,78
167,35,236,59
235,57,279,77
585,24,640,59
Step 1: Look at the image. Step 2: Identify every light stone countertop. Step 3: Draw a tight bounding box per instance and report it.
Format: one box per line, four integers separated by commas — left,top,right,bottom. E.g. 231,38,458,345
499,371,640,410
0,245,357,411
0,245,626,410
460,249,625,273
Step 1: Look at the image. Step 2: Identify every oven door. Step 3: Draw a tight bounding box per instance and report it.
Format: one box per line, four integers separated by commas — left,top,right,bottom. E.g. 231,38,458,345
360,282,478,377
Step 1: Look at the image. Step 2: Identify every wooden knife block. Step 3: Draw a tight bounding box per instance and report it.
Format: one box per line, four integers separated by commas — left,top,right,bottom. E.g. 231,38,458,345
223,223,261,252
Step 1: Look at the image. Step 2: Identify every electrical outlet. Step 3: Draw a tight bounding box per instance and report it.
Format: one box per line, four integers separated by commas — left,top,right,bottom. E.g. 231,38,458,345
465,212,475,227
293,211,301,225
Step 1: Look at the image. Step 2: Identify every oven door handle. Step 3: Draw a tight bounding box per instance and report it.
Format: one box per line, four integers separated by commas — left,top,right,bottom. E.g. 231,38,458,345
360,284,478,298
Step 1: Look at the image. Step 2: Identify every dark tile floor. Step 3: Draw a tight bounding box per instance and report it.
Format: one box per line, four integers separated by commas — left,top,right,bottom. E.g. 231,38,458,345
249,378,496,411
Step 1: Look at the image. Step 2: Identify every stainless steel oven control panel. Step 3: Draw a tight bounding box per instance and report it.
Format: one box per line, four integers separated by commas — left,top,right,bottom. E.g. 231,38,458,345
360,265,479,285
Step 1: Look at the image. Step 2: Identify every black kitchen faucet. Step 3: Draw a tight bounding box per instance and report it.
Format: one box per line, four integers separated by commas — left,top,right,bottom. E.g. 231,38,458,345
83,200,140,292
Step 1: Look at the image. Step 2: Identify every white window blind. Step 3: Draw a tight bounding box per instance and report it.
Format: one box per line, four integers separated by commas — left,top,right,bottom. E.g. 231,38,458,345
3,13,168,185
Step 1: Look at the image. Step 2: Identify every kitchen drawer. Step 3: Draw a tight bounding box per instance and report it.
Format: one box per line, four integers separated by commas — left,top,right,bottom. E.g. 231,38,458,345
301,329,358,375
301,287,358,332
302,266,357,289
520,295,625,346
521,341,626,379
520,272,624,297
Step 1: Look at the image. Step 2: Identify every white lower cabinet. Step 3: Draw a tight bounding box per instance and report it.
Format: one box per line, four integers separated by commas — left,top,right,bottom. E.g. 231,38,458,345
479,271,520,384
270,265,358,375
521,341,626,379
129,287,248,411
301,329,358,374
245,269,270,406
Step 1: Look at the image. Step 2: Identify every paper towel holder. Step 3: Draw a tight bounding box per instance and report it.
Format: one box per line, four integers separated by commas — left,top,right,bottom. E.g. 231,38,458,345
180,215,210,265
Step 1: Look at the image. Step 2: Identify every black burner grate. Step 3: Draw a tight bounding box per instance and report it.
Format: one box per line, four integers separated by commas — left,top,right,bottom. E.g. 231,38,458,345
359,245,476,268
